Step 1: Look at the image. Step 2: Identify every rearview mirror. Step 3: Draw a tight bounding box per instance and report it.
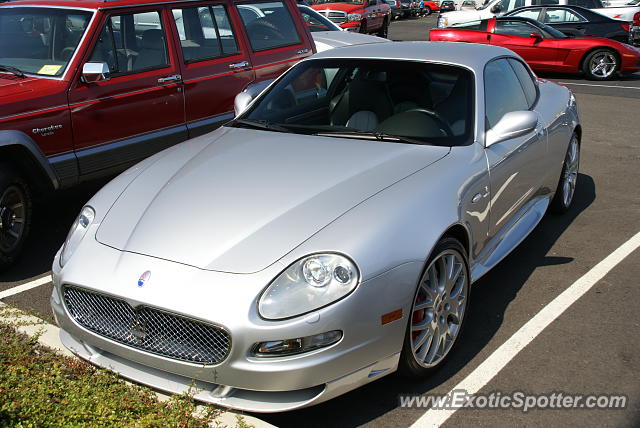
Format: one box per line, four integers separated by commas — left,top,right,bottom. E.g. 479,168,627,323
81,62,110,83
485,110,538,147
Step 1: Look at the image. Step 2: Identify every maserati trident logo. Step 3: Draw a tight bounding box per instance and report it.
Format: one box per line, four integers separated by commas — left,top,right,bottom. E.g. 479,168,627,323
129,316,148,343
138,271,151,287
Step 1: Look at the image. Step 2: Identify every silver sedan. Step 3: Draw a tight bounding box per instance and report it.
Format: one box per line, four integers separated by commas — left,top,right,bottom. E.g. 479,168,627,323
51,42,581,412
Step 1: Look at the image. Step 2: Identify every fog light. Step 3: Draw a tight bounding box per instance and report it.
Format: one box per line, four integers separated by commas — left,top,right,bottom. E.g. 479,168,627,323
252,330,342,357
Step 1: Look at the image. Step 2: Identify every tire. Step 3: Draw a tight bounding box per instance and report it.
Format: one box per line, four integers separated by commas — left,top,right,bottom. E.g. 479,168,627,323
582,48,618,81
399,237,470,377
424,7,432,16
359,19,367,33
377,18,389,38
550,133,580,214
0,164,33,271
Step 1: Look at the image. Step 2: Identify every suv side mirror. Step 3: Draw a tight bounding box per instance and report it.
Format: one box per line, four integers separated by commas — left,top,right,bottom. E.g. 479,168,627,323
490,2,502,13
82,62,110,83
485,110,538,147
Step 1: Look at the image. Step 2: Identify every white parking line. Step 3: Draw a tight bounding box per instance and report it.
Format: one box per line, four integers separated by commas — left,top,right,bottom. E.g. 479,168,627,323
0,275,52,299
410,230,640,428
561,82,640,90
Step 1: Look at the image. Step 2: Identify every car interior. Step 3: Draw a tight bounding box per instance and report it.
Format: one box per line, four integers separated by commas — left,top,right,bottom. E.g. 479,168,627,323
242,60,474,145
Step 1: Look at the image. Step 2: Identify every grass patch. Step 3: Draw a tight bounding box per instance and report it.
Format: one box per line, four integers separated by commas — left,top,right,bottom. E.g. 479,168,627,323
0,323,241,427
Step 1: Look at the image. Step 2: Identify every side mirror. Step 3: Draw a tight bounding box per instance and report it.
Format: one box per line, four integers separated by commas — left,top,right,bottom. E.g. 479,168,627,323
529,32,542,40
490,2,502,13
81,62,110,83
485,110,538,147
234,92,254,117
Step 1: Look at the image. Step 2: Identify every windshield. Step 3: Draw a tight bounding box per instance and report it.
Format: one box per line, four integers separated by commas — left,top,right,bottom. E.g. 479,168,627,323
232,59,475,146
0,7,92,77
299,6,341,31
313,0,365,5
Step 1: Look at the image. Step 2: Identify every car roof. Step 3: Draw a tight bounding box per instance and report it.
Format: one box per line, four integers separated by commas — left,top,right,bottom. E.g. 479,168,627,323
0,0,217,10
309,41,517,71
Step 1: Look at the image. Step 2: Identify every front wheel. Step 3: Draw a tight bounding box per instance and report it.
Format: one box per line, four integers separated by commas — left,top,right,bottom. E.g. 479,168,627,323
583,49,618,81
550,133,580,214
0,164,33,271
399,237,470,377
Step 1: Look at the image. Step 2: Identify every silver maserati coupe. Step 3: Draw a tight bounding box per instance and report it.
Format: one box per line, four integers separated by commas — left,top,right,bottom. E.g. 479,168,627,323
51,42,581,412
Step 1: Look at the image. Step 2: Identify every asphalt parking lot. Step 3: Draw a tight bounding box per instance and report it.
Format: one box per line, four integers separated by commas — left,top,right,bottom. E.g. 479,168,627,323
2,15,639,428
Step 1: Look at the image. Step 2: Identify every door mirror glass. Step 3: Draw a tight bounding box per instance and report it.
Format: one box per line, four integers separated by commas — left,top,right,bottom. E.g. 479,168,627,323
485,110,538,147
81,62,110,83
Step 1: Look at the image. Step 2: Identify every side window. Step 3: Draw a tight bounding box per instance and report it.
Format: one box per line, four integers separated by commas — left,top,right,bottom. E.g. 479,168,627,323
543,8,585,23
495,20,539,37
238,1,301,51
172,5,239,63
507,58,537,108
511,8,542,19
484,59,529,128
89,11,168,75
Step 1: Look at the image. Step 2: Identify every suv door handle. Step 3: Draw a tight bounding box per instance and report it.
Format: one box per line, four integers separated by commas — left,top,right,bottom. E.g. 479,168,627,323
157,74,181,84
229,61,249,69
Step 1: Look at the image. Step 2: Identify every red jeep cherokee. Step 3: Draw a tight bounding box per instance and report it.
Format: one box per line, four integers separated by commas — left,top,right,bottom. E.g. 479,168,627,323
0,0,314,269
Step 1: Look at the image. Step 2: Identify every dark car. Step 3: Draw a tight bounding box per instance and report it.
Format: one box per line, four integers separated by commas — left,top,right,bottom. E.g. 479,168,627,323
383,0,403,19
439,0,456,12
507,5,633,44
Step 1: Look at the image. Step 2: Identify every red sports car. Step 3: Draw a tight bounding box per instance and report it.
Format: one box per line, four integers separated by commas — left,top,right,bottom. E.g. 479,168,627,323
429,16,640,80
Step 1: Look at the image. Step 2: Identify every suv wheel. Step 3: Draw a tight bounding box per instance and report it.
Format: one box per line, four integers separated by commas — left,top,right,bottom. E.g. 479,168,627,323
377,18,389,37
0,164,32,271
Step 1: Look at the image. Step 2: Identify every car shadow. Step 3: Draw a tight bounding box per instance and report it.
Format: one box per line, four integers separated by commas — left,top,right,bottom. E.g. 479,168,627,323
254,172,596,428
0,179,107,284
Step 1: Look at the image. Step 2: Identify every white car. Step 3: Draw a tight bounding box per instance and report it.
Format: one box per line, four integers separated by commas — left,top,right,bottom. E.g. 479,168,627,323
438,0,639,27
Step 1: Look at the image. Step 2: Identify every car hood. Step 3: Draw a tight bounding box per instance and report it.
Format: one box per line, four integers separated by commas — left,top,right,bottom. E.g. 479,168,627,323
96,127,449,273
0,75,67,118
312,4,364,13
440,10,482,25
311,31,387,52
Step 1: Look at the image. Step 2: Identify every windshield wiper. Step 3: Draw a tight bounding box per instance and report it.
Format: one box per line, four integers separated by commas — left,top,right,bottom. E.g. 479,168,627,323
314,130,432,145
229,119,292,133
0,64,26,78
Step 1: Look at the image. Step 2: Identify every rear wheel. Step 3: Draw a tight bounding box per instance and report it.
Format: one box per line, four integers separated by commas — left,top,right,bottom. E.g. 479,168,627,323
0,164,32,271
399,237,470,377
359,19,367,33
550,133,580,214
583,48,618,80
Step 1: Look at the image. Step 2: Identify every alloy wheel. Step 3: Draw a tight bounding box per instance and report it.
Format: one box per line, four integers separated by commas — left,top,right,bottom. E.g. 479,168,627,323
589,52,617,79
0,184,27,253
562,135,580,208
410,249,468,368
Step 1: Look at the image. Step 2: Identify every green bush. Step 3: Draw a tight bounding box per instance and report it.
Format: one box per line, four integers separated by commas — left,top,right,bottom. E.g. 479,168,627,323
0,324,228,427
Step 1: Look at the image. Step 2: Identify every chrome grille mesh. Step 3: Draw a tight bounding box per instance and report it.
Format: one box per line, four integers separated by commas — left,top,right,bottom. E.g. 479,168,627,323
63,286,230,365
319,10,347,24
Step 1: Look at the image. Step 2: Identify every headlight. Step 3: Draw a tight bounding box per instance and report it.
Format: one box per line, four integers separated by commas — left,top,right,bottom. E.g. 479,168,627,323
258,253,360,320
348,13,362,21
60,206,95,267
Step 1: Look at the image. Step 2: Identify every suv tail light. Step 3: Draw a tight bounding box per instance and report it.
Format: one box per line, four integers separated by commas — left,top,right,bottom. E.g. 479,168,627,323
622,23,630,32
634,12,640,27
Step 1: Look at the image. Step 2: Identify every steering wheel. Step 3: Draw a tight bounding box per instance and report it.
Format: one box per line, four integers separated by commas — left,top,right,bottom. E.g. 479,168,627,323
404,108,453,137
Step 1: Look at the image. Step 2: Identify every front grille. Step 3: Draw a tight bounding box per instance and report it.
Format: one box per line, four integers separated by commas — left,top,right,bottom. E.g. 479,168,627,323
319,10,347,24
63,286,231,365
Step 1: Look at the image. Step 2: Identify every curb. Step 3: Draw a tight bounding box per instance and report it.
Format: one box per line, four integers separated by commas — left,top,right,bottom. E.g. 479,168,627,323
0,301,277,428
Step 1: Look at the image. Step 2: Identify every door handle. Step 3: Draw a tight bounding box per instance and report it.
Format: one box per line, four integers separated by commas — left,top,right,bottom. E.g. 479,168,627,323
157,74,181,84
229,61,249,69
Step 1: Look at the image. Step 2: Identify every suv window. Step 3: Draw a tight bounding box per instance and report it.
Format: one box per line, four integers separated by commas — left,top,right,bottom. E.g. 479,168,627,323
172,5,239,63
238,1,301,51
495,20,540,36
0,7,91,76
507,58,537,108
484,58,529,128
89,11,169,75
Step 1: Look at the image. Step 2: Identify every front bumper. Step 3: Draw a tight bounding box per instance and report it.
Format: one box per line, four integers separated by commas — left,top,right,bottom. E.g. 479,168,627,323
51,242,419,412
